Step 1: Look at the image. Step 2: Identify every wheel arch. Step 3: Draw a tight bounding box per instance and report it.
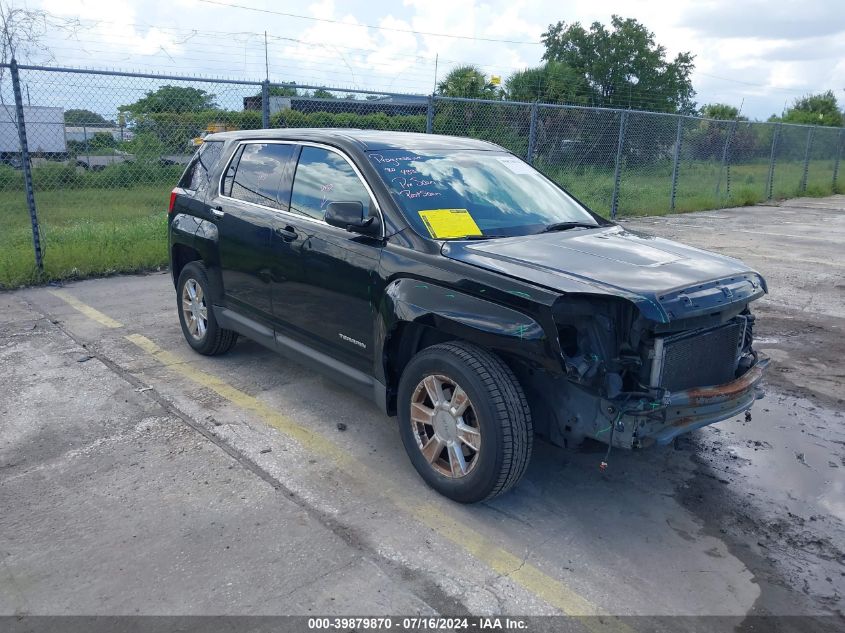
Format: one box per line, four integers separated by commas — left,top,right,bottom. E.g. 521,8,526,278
169,213,222,298
170,243,201,287
378,278,555,416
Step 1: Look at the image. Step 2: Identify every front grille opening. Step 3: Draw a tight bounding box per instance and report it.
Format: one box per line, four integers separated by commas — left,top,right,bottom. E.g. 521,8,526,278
651,322,743,392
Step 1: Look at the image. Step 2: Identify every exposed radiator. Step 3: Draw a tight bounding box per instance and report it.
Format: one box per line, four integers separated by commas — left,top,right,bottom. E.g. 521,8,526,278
650,321,744,392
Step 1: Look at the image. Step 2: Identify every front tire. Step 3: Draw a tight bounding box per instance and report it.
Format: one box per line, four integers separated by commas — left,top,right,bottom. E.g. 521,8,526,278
176,261,237,356
397,341,533,503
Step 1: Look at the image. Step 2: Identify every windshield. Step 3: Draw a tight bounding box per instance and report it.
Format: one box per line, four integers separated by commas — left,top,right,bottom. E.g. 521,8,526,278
368,149,600,239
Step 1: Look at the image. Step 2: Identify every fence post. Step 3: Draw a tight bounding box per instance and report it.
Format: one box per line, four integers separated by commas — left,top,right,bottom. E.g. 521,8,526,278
716,120,736,200
669,116,683,211
800,126,815,193
766,124,780,200
526,102,538,164
610,111,627,219
833,129,844,191
83,124,91,167
426,95,434,134
10,59,43,273
261,80,270,128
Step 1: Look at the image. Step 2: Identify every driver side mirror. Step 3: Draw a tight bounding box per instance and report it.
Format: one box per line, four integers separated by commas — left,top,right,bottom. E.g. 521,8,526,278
325,201,380,236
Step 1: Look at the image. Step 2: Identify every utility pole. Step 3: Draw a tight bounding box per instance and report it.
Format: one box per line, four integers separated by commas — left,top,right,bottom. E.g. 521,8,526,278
264,31,269,81
262,31,270,128
432,54,439,95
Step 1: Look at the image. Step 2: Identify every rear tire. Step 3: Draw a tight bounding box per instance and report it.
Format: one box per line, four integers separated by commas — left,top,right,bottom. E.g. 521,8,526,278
176,261,237,356
397,341,532,503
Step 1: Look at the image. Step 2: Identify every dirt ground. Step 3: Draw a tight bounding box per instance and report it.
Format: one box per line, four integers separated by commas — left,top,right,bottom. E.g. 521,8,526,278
1,195,843,630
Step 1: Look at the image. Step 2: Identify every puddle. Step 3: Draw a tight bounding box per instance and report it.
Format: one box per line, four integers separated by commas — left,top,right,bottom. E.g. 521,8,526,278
684,390,845,615
723,394,845,523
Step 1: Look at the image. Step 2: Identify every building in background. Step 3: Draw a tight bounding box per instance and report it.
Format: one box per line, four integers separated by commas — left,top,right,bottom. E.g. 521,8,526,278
243,94,428,118
64,126,133,143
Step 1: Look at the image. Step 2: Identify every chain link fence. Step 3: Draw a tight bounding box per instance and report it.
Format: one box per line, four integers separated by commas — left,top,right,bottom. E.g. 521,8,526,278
1,63,843,287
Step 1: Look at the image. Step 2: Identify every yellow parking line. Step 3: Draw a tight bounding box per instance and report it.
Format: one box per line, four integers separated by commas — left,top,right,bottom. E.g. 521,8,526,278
49,290,123,329
126,333,629,631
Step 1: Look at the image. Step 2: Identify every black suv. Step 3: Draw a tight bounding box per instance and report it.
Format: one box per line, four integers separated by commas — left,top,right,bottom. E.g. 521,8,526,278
168,129,768,503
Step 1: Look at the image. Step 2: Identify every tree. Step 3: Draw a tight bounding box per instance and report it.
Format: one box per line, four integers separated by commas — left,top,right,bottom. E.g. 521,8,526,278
311,89,336,99
1,0,78,116
64,109,113,126
250,85,297,99
699,103,746,121
120,85,217,119
88,132,118,150
505,61,589,104
781,91,843,127
269,85,297,97
1,1,78,66
117,86,218,155
541,16,695,113
437,65,499,99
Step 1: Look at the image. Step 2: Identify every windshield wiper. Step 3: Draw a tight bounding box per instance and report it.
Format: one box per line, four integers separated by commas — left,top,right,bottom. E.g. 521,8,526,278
457,234,499,240
538,221,599,234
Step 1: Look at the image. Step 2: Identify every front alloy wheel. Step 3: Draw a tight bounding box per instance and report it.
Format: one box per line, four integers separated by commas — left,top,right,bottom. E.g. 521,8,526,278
398,341,533,503
411,374,482,478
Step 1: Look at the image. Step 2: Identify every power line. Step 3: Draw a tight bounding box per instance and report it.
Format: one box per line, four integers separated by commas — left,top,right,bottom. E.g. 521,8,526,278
695,71,827,94
45,14,542,71
196,0,543,45
32,14,843,115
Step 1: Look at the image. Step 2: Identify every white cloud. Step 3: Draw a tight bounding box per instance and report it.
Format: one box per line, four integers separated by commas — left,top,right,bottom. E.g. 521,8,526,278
23,0,845,119
41,0,184,57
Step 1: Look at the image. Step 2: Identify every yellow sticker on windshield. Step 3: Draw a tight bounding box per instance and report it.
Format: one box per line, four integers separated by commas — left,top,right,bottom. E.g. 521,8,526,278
418,209,482,239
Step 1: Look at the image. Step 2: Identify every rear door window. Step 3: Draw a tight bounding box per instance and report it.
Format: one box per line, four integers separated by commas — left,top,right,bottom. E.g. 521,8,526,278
222,142,294,210
179,140,223,197
290,146,372,221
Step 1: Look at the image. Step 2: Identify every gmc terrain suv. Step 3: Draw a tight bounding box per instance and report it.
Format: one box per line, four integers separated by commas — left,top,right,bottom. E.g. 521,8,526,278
168,129,768,503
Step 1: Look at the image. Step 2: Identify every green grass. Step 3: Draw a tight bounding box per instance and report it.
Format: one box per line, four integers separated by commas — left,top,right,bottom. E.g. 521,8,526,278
0,185,170,288
0,158,841,289
548,159,841,217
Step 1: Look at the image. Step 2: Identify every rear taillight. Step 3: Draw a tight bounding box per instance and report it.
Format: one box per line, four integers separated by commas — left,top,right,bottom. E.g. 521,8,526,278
168,189,178,214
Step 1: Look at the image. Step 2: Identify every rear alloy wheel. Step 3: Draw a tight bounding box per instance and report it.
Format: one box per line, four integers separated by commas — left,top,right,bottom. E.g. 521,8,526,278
398,341,532,503
176,261,237,356
181,278,208,341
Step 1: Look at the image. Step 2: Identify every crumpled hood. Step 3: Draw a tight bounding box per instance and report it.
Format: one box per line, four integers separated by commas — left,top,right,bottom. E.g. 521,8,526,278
441,225,767,323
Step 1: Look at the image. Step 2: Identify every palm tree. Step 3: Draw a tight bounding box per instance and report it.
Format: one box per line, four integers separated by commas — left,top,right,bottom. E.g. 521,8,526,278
436,65,499,99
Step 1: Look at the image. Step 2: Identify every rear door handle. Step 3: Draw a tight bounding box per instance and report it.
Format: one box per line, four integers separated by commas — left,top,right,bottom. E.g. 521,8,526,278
275,225,297,242
212,206,224,218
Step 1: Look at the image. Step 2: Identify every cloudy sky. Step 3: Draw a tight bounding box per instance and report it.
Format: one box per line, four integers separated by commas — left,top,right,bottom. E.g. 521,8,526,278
20,0,845,119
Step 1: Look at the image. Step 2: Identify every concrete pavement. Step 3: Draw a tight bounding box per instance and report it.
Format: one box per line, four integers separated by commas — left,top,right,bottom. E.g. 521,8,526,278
1,196,843,627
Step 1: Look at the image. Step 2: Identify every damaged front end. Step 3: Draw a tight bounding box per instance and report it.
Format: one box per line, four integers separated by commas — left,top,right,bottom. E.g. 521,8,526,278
531,275,768,450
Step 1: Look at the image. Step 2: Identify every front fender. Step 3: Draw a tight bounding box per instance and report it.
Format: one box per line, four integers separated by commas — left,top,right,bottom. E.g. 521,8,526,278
376,278,558,383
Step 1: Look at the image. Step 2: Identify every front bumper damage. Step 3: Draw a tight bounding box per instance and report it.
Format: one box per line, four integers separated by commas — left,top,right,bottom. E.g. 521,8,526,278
595,357,769,449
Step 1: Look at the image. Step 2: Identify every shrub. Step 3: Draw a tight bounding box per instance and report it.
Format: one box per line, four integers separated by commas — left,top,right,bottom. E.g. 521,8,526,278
32,163,82,190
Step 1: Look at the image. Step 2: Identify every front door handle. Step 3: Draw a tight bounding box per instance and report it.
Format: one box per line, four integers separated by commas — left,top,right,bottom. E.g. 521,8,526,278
275,225,297,242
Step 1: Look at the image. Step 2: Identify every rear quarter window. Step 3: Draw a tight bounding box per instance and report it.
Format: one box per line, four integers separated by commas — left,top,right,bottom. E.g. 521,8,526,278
179,140,224,197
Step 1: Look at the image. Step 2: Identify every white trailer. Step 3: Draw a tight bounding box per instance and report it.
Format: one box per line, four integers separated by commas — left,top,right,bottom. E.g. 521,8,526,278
0,105,67,155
